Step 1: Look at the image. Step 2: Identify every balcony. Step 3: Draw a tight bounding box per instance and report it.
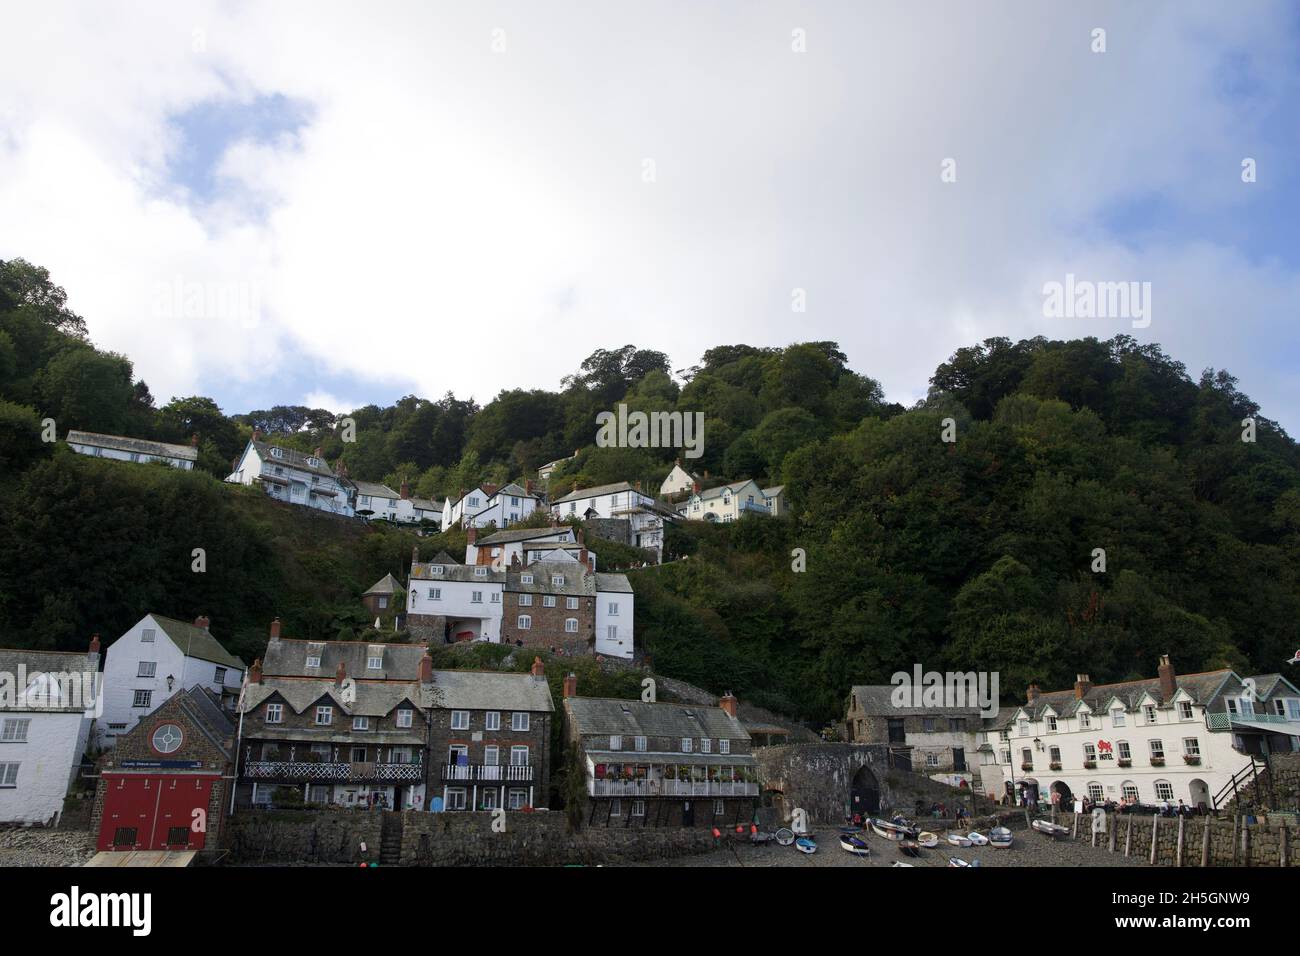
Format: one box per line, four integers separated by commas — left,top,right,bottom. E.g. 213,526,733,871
442,764,534,782
1206,712,1296,731
589,779,759,798
243,760,423,783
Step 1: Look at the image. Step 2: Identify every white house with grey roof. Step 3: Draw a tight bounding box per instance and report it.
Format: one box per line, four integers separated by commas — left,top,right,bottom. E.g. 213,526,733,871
67,430,198,470
350,479,400,520
0,638,101,825
443,481,544,530
684,478,770,522
465,524,579,570
549,481,672,560
225,437,354,516
96,614,245,749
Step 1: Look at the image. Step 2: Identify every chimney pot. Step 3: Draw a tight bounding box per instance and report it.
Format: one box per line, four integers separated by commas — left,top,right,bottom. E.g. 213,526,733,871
719,691,738,717
195,615,210,631
249,658,262,684
335,661,346,687
419,650,432,684
1157,654,1176,701
563,672,577,699
190,434,199,447
88,633,101,655
530,656,545,678
1026,682,1040,705
269,618,281,640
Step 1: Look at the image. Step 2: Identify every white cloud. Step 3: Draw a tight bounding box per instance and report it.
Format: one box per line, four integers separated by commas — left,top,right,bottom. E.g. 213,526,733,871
1,1,1296,429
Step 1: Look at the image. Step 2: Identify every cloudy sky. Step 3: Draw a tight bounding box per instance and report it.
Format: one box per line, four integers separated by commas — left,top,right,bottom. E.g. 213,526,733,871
2,1,1297,430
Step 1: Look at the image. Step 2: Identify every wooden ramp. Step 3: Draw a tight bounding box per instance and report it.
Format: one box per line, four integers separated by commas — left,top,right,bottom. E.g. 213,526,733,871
84,850,197,868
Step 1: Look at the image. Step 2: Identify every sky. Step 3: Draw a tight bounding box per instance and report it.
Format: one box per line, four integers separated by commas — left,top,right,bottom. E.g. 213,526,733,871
1,1,1297,431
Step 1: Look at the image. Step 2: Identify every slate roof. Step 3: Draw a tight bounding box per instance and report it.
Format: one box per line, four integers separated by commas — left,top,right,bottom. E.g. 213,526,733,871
411,563,504,584
150,615,245,670
174,686,235,756
510,562,591,596
1016,669,1237,720
250,440,336,478
242,676,430,717
550,482,640,504
583,749,756,767
848,684,984,718
409,497,443,512
0,647,100,712
432,669,554,713
261,637,427,680
493,482,540,500
565,697,749,741
67,430,198,461
762,485,785,497
475,527,576,547
363,573,403,596
695,480,758,501
424,551,461,566
595,573,633,594
352,480,399,499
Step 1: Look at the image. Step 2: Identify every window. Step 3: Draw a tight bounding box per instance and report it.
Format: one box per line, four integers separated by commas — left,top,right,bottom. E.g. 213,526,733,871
1112,709,1126,728
446,788,467,810
271,447,283,458
700,738,712,753
1143,704,1157,723
1079,712,1092,729
566,597,579,610
949,717,965,732
396,708,413,728
521,573,533,584
635,736,647,752
451,710,470,730
519,594,533,607
315,706,333,725
481,789,498,810
1001,749,1012,764
1182,737,1200,756
141,628,156,643
0,762,18,787
132,690,152,708
1149,739,1165,760
485,711,501,731
508,789,527,810
1288,700,1300,720
511,712,530,732
353,716,369,731
1154,780,1174,802
1083,743,1096,763
632,799,645,817
922,717,936,732
925,752,940,767
1239,698,1255,716
360,495,371,507
484,746,499,766
999,729,1009,741
1087,782,1104,802
151,724,183,754
265,704,283,724
719,739,729,754
543,595,556,608
551,575,565,587
1,719,30,742
137,662,156,678
565,618,578,633
1179,701,1193,720
606,625,618,643
474,567,487,577
1018,719,1029,736
517,615,532,630
1049,746,1061,763
681,738,693,753
1046,715,1057,732
1116,740,1131,760
306,645,324,668
468,496,480,507
214,666,227,683
510,745,529,766
367,655,382,670
491,593,500,603
713,799,725,815
430,565,444,576
610,735,622,750
1121,781,1139,802
608,602,620,616
1020,748,1032,766
428,588,441,600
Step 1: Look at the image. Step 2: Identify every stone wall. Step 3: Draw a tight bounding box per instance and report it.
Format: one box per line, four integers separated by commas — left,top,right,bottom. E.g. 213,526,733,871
224,809,720,866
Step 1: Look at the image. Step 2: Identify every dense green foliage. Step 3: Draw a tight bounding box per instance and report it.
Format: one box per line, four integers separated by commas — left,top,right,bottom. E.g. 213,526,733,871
3,259,1297,724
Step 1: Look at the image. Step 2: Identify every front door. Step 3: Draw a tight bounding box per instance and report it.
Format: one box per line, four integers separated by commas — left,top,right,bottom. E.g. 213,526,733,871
953,747,966,771
682,800,695,827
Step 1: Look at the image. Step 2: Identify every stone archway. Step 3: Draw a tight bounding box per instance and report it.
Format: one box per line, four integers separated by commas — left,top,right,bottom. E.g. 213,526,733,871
1188,778,1210,811
1050,780,1073,809
850,764,881,817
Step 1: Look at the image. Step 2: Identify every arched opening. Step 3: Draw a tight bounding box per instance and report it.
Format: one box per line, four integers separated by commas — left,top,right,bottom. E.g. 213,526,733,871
1050,779,1073,809
1188,778,1210,812
850,765,880,817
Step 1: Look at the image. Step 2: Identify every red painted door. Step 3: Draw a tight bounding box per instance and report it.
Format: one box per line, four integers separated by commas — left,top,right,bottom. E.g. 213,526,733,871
98,774,217,851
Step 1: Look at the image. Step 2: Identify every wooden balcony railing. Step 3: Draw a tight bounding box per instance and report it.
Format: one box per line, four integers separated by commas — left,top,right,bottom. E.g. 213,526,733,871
243,760,423,782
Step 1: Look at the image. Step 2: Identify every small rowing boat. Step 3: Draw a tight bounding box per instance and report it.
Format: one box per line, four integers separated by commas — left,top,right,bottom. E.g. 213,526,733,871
947,857,980,868
989,827,1013,848
1031,819,1069,838
891,860,914,867
795,836,817,854
967,831,989,846
898,839,921,857
839,834,870,857
870,818,916,841
917,831,939,848
947,833,972,847
775,828,795,846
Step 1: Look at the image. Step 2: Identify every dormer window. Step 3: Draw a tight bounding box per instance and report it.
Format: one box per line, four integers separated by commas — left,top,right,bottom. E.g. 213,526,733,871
551,575,564,587
367,648,383,670
521,573,533,584
1178,701,1193,720
430,566,443,576
1046,715,1057,732
1111,709,1126,727
306,457,319,467
306,644,325,668
1079,712,1091,729
271,447,283,458
474,567,487,577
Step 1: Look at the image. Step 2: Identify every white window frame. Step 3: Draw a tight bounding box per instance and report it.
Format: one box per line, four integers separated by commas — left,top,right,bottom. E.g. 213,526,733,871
565,618,578,633
681,737,693,753
485,711,501,731
1,718,31,742
265,704,283,724
315,706,333,725
511,712,529,732
719,739,729,754
137,662,156,678
396,708,413,729
517,615,531,630
451,710,470,731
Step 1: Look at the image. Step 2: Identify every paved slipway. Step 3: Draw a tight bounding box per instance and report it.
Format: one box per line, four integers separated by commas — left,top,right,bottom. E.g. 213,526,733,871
634,828,1149,868
0,829,96,867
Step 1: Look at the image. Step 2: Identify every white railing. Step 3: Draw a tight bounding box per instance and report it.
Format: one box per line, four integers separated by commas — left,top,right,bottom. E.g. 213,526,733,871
589,779,758,797
442,764,533,782
243,761,423,782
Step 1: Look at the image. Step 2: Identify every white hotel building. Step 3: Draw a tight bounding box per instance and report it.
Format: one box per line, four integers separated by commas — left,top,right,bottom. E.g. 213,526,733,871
983,656,1300,810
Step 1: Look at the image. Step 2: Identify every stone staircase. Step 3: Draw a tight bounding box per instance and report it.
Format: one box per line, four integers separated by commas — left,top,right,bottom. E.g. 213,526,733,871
379,812,404,866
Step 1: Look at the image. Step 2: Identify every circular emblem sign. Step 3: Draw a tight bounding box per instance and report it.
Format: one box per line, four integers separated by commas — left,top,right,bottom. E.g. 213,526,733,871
151,723,184,754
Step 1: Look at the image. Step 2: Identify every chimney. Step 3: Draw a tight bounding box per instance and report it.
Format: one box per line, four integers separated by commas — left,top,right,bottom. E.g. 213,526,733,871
550,514,558,527
719,691,738,717
511,552,521,568
400,479,410,500
412,545,420,566
530,656,545,678
313,446,323,460
269,618,281,641
190,434,199,447
675,458,681,467
1026,683,1040,705
525,479,534,495
195,615,210,631
249,658,262,684
335,458,349,478
88,633,101,655
419,650,432,684
579,548,588,569
563,672,577,699
335,661,346,687
252,428,262,442
692,480,700,494
467,527,478,545
1157,654,1176,701
577,529,585,545
635,480,642,492
1074,674,1092,700
703,470,709,479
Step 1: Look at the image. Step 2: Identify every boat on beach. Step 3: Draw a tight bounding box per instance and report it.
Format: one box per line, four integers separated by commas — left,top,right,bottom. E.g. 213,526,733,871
967,831,989,846
989,826,1013,848
898,839,921,857
775,828,795,846
870,818,916,841
917,831,939,848
1031,819,1070,839
795,836,817,854
839,834,871,856
947,833,972,847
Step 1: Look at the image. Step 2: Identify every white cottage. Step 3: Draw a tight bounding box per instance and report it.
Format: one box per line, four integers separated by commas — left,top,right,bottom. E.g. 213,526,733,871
66,430,198,470
0,639,100,825
226,437,354,516
96,614,245,748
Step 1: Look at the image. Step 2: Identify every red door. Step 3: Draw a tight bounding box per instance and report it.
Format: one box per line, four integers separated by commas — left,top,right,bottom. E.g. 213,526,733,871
98,774,217,851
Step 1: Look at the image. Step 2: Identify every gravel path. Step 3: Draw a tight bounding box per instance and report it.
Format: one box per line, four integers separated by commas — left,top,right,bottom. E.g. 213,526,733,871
0,828,96,867
635,822,1149,868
